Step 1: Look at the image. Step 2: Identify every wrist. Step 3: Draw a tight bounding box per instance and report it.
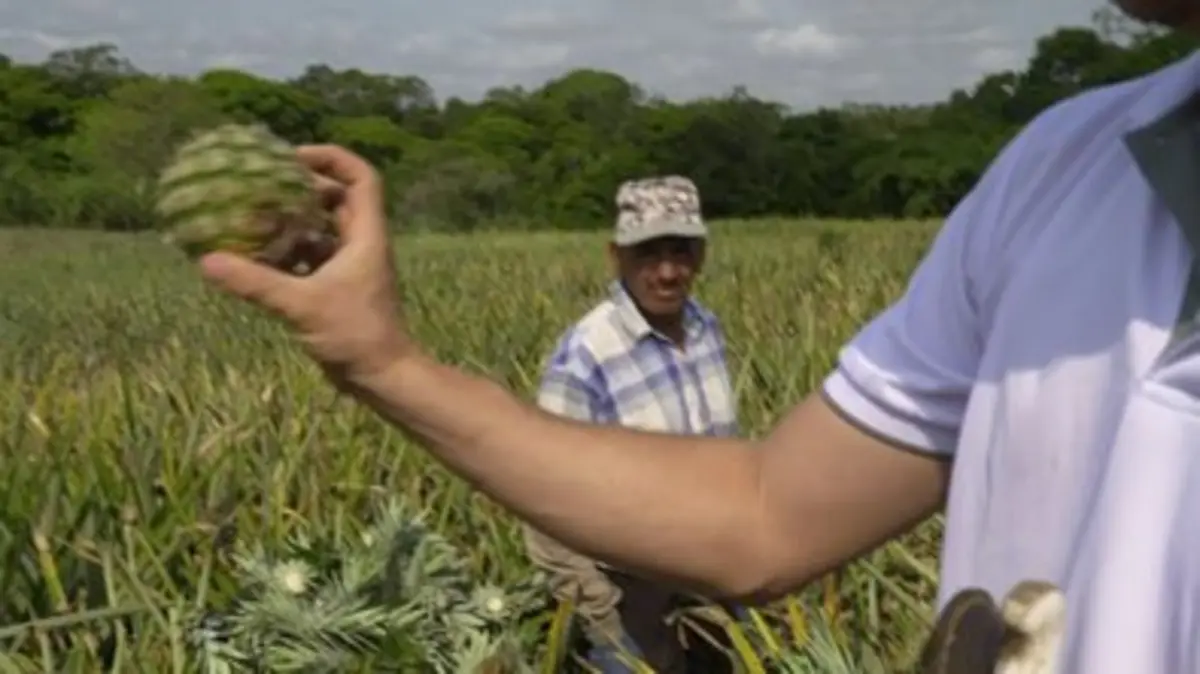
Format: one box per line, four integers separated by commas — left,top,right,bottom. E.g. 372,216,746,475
340,344,426,395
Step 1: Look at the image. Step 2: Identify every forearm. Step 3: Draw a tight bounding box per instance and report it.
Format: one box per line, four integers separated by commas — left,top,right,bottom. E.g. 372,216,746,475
349,353,772,598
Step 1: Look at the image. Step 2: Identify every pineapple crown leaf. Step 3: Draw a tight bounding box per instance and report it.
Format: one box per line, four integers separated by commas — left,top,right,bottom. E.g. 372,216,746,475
187,497,551,671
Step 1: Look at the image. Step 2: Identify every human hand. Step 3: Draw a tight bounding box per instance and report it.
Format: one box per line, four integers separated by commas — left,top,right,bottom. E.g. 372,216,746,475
196,144,413,385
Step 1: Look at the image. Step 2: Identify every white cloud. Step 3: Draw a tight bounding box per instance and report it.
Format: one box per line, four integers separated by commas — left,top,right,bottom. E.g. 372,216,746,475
204,52,270,70
704,0,769,27
752,24,852,59
0,28,86,51
971,46,1020,72
471,42,571,72
842,71,884,94
392,32,451,56
731,0,766,20
660,53,713,79
951,26,1006,44
498,10,569,33
0,0,1106,110
493,10,601,39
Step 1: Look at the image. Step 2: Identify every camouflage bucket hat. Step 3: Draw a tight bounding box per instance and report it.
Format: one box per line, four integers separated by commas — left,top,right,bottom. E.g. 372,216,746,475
613,175,707,246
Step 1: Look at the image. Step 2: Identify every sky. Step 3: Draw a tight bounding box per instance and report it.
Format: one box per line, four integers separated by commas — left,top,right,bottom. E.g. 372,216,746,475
0,0,1109,110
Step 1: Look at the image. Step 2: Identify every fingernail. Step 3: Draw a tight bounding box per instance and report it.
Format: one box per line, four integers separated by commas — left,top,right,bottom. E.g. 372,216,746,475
198,252,234,278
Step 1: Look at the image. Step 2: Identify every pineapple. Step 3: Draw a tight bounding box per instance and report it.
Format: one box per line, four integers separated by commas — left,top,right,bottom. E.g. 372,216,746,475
155,123,339,274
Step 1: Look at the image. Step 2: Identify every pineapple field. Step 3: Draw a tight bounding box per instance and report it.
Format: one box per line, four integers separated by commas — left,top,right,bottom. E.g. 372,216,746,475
0,218,947,672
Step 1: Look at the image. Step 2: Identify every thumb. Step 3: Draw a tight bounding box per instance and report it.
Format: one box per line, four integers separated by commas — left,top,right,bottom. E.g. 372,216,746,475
198,252,302,316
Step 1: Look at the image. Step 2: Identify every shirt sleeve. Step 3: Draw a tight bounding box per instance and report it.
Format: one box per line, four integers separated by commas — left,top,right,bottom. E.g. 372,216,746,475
821,130,1032,456
536,334,608,423
715,321,741,437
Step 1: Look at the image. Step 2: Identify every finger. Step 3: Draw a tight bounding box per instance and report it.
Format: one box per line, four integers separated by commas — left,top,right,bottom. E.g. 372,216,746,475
198,251,304,317
311,173,345,210
296,144,385,246
296,144,380,204
312,175,359,243
308,174,356,244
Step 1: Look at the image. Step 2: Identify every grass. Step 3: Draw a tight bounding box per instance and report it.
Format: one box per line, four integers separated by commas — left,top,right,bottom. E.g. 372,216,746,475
0,218,947,672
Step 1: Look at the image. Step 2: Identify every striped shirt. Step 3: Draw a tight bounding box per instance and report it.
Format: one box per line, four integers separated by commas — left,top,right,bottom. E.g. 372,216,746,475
523,280,741,651
537,281,738,437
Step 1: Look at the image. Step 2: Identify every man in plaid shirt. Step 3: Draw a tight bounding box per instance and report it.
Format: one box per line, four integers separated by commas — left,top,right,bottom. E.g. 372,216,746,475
522,176,739,673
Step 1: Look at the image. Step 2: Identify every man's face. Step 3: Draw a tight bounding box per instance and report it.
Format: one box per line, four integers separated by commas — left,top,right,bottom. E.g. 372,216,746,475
610,236,705,319
1114,0,1200,27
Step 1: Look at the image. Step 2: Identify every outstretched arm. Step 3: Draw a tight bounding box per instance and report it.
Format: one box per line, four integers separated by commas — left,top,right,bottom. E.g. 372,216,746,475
354,358,950,601
198,134,1019,602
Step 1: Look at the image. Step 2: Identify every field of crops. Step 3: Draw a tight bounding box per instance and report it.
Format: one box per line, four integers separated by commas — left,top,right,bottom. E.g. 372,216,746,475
0,218,947,672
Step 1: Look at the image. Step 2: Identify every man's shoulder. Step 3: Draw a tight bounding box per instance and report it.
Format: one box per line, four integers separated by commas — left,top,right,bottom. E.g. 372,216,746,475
548,297,629,368
1009,51,1200,164
960,51,1200,253
688,297,724,332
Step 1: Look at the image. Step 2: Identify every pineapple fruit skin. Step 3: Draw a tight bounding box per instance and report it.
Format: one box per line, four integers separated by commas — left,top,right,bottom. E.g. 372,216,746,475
155,123,338,274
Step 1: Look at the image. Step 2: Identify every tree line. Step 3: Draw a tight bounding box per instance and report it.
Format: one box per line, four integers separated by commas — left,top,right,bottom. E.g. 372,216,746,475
0,9,1195,232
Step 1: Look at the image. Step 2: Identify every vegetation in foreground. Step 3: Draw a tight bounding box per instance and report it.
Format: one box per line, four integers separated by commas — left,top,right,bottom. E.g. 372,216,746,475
2,219,944,671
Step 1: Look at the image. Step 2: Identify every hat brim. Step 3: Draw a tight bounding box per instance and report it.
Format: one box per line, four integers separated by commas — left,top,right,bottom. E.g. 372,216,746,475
614,221,708,247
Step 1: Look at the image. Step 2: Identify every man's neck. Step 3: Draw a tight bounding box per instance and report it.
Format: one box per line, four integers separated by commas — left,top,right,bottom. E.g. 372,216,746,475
646,311,687,348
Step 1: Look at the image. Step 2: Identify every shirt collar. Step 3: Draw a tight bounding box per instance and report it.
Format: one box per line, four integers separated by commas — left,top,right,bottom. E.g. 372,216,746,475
1121,50,1200,130
1126,91,1200,250
1122,52,1200,333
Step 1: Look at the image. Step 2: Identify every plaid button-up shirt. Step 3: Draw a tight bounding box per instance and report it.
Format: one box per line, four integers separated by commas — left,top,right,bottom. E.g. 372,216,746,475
522,280,740,648
537,281,739,436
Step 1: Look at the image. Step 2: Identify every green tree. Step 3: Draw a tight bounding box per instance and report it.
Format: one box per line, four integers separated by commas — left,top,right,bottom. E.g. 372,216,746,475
65,76,229,229
0,13,1194,231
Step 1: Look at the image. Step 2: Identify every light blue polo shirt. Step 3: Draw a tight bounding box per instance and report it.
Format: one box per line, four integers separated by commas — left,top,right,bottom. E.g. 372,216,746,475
823,50,1200,673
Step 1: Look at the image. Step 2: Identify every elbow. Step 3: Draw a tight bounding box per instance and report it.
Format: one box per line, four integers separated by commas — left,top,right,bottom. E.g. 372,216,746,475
716,577,784,607
714,558,804,607
709,486,823,605
707,527,812,606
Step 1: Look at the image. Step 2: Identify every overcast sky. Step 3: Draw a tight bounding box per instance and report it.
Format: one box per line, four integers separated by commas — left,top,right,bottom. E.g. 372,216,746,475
0,0,1108,110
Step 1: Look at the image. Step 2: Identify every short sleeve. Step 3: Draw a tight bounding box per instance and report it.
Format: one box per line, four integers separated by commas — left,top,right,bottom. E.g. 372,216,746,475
536,333,609,424
711,320,741,436
821,131,1033,456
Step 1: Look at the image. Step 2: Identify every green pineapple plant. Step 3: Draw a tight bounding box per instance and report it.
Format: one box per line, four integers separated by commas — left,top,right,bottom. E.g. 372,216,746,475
154,123,339,275
187,499,550,673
